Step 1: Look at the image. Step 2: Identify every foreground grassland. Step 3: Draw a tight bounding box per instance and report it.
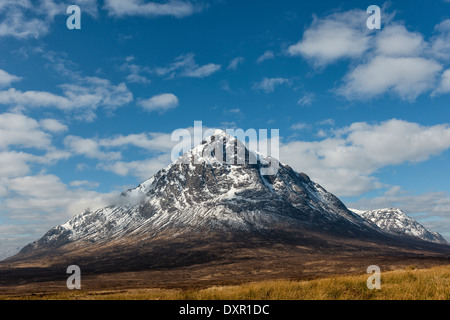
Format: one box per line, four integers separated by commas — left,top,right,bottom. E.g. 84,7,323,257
2,265,449,300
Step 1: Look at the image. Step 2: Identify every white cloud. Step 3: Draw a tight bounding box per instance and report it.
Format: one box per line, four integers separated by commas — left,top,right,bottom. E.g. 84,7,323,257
183,63,221,78
101,155,171,180
64,135,122,160
286,9,450,101
338,120,450,166
434,69,450,94
0,151,34,178
61,77,133,110
104,0,199,18
126,73,151,84
73,0,99,18
0,0,97,39
0,113,53,150
280,119,450,197
256,50,275,63
376,25,425,56
317,118,335,126
0,8,49,39
0,113,70,184
253,77,289,93
288,10,370,66
0,88,72,108
0,69,21,87
120,60,152,84
99,132,174,152
7,174,67,199
42,50,80,78
430,19,450,61
155,53,221,79
227,57,245,70
69,180,100,188
40,118,68,133
338,56,442,101
0,77,133,121
0,173,116,251
138,93,179,113
63,130,178,169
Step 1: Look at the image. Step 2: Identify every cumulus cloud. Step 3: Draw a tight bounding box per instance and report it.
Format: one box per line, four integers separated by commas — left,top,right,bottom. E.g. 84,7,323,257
62,130,179,179
0,69,21,87
64,135,122,161
0,6,49,39
3,51,134,121
99,132,174,152
0,173,116,252
126,73,151,84
338,56,442,101
0,88,72,108
375,25,425,56
287,9,370,66
434,69,450,94
280,119,450,197
73,0,99,18
0,0,98,39
0,151,35,178
288,9,450,101
100,154,171,180
0,113,54,150
138,93,179,113
40,118,68,133
119,58,152,84
0,77,133,121
60,77,133,110
69,180,100,188
430,19,450,61
0,112,71,185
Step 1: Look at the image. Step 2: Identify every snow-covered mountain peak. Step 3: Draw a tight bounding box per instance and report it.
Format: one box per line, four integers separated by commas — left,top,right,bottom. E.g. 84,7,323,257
349,207,447,244
210,128,230,138
175,129,259,167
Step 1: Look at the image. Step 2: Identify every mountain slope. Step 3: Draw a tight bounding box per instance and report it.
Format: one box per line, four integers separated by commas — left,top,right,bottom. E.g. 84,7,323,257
350,208,447,244
7,130,448,275
18,130,380,254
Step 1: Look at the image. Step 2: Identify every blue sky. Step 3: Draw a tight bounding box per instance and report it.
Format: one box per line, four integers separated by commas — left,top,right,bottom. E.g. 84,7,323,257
1,0,450,255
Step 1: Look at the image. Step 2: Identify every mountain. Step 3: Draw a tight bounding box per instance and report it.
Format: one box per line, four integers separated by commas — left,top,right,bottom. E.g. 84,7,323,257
349,208,447,244
2,130,448,284
17,129,381,255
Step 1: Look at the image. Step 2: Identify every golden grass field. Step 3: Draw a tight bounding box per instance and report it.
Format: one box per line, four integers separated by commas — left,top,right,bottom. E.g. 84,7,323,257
1,265,448,300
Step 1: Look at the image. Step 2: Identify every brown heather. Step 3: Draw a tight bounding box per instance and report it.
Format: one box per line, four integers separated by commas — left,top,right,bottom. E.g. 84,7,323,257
1,265,448,300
